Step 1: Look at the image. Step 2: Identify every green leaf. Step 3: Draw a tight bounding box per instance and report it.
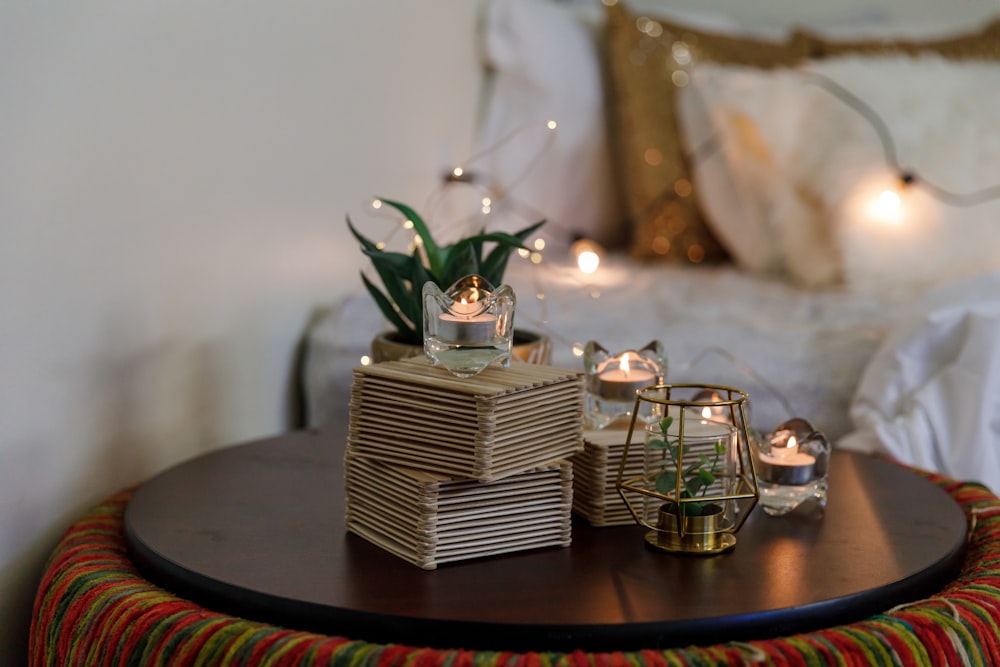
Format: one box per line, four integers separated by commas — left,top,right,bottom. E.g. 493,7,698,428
442,239,481,285
683,460,703,477
655,471,677,495
346,215,380,253
361,247,417,278
363,251,420,323
698,469,716,487
685,501,705,516
406,252,434,336
648,438,669,450
659,416,674,433
360,272,416,340
479,223,543,284
379,198,444,276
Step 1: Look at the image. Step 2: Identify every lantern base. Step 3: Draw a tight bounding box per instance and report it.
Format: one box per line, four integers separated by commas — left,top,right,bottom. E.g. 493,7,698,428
644,530,736,555
644,504,736,555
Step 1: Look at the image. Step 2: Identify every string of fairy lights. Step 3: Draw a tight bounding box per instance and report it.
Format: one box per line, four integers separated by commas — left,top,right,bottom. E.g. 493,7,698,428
352,61,1000,410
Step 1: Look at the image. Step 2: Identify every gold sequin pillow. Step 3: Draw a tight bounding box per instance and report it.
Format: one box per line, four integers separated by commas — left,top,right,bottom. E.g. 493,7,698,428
604,1,811,263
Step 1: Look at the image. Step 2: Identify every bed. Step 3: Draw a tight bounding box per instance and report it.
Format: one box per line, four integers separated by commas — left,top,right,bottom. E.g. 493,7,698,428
305,0,1000,491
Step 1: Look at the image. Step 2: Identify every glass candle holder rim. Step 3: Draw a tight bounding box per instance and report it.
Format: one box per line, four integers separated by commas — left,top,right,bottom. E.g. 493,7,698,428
585,341,665,371
769,417,823,442
438,275,505,317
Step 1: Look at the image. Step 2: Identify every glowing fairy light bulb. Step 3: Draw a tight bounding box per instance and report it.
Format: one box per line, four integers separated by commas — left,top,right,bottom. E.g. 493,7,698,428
547,120,557,130
874,189,901,221
865,173,914,226
578,250,600,274
571,238,603,275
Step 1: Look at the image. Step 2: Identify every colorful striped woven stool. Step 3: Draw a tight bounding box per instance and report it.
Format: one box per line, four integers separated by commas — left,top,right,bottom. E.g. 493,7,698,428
29,468,1000,666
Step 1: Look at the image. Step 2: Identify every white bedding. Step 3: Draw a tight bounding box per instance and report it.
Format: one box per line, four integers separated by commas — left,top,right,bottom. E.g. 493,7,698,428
304,257,905,441
839,273,1000,491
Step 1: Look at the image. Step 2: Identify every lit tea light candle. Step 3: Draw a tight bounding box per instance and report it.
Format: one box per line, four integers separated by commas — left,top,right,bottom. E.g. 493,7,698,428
757,429,816,485
430,275,502,344
689,389,730,423
437,298,499,343
663,414,733,439
591,353,657,402
422,274,516,377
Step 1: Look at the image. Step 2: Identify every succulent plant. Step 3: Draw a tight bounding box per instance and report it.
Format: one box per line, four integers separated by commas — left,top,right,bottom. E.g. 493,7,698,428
347,198,544,345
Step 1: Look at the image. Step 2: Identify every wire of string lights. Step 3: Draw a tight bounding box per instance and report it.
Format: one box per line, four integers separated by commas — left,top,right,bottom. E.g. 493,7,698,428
684,69,1000,209
799,70,1000,208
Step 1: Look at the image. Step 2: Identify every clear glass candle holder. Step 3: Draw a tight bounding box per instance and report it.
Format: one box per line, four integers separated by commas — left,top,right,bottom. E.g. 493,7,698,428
423,275,515,378
754,418,831,517
583,341,665,429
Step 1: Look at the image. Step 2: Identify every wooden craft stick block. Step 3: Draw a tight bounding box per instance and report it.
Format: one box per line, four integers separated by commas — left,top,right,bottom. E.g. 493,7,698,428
572,428,653,527
344,452,573,570
348,358,585,481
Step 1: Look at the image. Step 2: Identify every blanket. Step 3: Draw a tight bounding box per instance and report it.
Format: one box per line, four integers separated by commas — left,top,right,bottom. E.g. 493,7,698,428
839,272,1000,492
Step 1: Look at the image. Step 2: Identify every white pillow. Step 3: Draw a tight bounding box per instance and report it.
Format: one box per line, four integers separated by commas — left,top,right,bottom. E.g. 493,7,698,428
679,55,1000,293
475,0,750,250
476,0,620,249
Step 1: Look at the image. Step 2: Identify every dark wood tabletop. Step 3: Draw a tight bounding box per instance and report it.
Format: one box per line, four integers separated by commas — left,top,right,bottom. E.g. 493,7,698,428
124,425,967,653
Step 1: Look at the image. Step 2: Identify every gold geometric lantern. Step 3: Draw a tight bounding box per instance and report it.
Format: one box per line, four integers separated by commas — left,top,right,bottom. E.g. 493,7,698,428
616,384,760,555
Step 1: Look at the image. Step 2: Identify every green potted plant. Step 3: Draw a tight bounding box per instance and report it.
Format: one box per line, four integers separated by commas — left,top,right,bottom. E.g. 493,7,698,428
347,198,549,363
645,414,730,552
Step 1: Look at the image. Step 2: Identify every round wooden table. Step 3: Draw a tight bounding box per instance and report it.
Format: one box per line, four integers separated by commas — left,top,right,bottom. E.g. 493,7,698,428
124,429,967,653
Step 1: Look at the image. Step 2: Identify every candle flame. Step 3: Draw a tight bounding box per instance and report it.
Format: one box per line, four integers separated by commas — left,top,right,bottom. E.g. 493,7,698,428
701,406,712,419
620,353,630,375
787,436,797,449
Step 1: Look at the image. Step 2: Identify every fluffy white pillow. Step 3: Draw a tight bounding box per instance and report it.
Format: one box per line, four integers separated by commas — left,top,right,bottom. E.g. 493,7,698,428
679,55,1000,293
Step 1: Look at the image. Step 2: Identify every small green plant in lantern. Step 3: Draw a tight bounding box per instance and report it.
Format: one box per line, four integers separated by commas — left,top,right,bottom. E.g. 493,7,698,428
649,415,727,517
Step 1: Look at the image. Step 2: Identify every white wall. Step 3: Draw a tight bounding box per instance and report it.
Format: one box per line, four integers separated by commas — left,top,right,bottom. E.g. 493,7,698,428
0,2,481,663
3,0,996,663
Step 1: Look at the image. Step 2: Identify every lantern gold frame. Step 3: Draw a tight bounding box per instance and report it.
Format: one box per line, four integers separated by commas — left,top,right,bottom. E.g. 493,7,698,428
616,383,760,555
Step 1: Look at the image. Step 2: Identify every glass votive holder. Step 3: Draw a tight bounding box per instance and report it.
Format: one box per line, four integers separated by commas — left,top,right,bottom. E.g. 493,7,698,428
583,340,665,429
423,274,515,378
754,418,830,517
